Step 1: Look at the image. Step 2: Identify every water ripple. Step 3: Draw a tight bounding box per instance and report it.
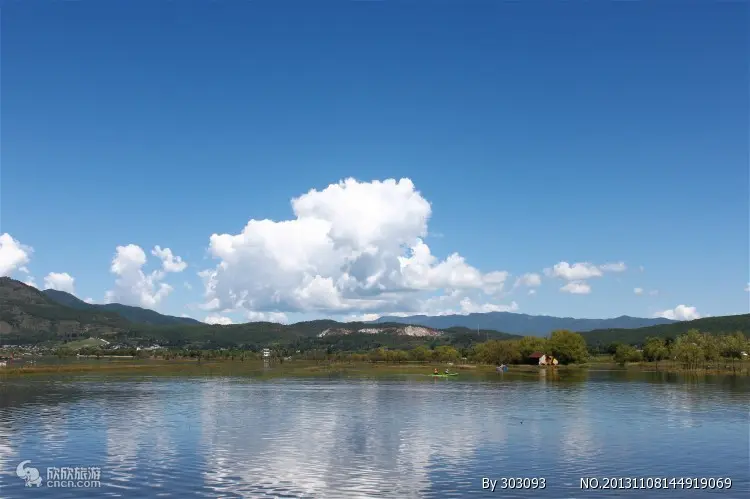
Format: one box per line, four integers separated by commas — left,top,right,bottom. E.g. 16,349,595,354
0,374,747,498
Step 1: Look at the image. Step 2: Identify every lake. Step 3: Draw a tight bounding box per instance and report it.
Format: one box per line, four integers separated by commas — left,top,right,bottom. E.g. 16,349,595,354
0,369,747,498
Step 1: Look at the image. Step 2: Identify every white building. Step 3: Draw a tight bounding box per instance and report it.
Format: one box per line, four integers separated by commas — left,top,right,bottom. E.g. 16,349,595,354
262,348,271,358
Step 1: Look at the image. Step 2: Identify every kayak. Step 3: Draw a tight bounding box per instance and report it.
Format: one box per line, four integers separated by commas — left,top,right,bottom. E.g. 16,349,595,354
431,373,458,377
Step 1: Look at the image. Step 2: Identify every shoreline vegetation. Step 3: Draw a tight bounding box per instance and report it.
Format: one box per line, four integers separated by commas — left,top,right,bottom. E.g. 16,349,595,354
1,329,747,377
1,359,747,378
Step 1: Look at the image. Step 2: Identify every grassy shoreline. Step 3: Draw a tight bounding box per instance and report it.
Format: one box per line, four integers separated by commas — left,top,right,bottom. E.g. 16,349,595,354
1,357,747,377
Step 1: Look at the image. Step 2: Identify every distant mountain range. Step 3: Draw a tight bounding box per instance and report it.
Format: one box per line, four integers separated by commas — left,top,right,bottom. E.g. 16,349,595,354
42,289,201,326
373,311,676,336
2,277,747,350
0,278,519,348
42,288,674,335
37,286,677,334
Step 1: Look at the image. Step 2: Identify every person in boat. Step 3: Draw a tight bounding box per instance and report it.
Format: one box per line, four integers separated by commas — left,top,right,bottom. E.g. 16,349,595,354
445,368,450,374
433,368,439,375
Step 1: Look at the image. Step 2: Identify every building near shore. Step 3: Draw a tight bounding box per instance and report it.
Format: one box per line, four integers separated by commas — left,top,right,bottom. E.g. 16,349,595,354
528,352,558,366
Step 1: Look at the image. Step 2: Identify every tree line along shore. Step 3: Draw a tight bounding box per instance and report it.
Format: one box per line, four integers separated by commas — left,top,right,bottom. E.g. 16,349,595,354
3,329,748,375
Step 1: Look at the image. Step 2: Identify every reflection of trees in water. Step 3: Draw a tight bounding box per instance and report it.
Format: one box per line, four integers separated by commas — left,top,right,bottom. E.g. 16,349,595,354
0,381,150,410
583,370,750,405
0,382,110,440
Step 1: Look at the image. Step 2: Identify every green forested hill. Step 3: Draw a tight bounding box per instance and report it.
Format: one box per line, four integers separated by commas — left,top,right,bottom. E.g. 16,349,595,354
43,289,201,326
581,314,750,348
127,321,521,350
2,278,747,351
0,277,130,342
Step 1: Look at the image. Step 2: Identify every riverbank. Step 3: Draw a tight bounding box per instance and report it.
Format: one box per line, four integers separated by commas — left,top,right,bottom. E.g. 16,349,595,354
0,359,567,377
1,357,748,377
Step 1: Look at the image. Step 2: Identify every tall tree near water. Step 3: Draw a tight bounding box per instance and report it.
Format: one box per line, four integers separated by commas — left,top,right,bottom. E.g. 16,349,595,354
547,330,589,364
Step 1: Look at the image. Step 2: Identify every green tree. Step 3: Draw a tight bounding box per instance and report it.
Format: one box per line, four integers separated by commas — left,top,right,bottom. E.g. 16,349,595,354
55,346,74,358
672,332,703,369
547,330,589,364
606,342,624,355
720,332,747,358
700,333,720,364
368,347,387,363
517,336,548,358
350,353,367,363
474,340,521,365
718,332,748,370
679,329,720,367
409,346,431,363
642,337,669,366
433,345,460,362
392,349,409,363
613,344,643,366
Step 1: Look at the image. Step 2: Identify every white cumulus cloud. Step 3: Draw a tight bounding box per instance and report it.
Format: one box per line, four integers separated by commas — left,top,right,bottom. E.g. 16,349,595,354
24,277,38,288
151,246,187,273
204,314,234,325
105,244,173,309
544,260,626,295
84,297,95,304
345,313,382,322
43,272,76,294
600,262,627,272
458,298,519,314
199,178,514,317
546,262,602,280
0,233,33,277
634,287,643,295
514,272,541,289
405,290,518,317
560,281,591,295
246,311,289,323
655,305,701,321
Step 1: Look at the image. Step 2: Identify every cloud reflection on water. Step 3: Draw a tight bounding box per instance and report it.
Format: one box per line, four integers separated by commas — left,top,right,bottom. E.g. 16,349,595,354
0,374,747,498
196,380,503,498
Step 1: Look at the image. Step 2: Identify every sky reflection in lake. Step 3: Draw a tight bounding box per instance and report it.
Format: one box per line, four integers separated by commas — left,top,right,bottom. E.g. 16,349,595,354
0,372,747,498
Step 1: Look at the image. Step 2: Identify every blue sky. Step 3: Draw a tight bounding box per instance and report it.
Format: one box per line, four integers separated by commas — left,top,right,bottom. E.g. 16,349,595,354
2,1,747,325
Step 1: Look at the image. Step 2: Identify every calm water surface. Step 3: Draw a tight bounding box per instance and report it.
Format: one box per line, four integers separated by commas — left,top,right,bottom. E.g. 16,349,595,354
0,370,747,498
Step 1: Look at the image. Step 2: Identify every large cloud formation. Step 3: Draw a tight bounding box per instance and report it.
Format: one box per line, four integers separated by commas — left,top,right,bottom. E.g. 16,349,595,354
200,178,516,318
105,244,186,309
0,233,32,277
656,305,701,321
152,246,187,273
43,272,76,294
545,261,626,295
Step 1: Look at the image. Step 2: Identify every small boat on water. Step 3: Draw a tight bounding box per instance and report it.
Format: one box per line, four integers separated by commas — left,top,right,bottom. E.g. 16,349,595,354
431,372,458,377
